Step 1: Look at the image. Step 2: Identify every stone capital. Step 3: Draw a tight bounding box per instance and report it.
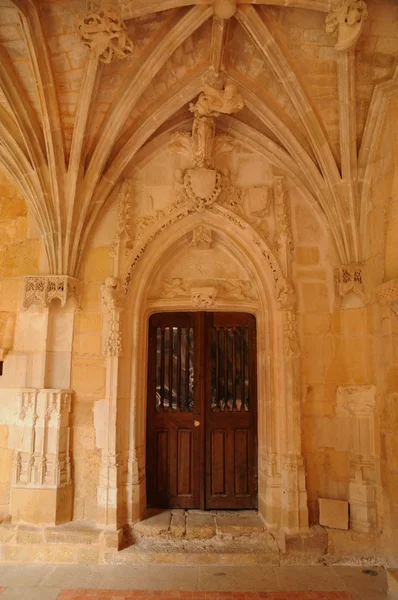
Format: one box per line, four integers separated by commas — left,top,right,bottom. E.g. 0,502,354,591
376,279,398,316
335,263,366,308
23,275,82,310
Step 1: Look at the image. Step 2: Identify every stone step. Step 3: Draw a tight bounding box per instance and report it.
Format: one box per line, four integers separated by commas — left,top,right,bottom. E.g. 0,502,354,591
134,510,268,542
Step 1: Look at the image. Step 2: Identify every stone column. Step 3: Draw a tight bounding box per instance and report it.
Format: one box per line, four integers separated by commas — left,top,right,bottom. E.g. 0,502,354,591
337,384,377,532
6,275,81,525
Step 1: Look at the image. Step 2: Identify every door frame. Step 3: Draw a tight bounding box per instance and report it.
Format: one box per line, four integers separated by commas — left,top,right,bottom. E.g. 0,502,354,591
120,211,308,531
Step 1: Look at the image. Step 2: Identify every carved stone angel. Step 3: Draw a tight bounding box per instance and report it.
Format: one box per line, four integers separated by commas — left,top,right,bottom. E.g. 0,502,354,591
189,83,244,118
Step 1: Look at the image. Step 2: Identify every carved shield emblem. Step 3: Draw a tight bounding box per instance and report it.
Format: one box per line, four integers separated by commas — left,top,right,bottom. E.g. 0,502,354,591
184,168,222,211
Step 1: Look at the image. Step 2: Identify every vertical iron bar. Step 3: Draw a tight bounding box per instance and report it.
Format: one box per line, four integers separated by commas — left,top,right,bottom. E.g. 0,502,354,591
185,328,190,410
160,327,165,410
177,328,181,411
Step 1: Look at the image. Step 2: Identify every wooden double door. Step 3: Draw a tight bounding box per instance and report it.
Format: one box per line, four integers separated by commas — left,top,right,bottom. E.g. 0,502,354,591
146,312,258,510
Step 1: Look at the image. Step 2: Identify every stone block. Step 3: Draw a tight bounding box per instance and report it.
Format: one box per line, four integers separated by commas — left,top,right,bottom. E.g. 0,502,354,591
0,524,17,542
134,510,171,536
102,528,123,549
215,512,265,536
11,484,73,526
16,525,45,544
319,498,349,530
170,509,185,538
186,511,215,539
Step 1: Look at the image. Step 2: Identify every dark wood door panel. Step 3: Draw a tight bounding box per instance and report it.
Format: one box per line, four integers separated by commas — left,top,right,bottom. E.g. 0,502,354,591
146,313,201,509
205,312,258,509
146,311,257,510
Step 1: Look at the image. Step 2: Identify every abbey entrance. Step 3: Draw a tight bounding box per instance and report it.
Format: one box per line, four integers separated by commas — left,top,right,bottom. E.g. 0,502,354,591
0,0,397,569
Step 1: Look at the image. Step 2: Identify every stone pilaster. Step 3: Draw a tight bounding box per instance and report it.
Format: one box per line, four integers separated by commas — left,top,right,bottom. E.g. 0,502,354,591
4,275,81,525
337,384,377,532
97,276,124,527
9,388,73,524
280,309,309,532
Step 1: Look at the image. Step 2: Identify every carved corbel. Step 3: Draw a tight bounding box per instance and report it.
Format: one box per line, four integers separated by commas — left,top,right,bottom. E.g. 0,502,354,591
376,279,398,316
326,0,368,50
335,263,366,308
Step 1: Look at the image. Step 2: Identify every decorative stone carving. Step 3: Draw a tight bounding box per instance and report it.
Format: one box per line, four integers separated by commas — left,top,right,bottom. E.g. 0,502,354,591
159,278,258,303
335,263,365,308
161,278,190,299
181,168,223,212
23,275,81,309
101,276,123,312
189,83,244,118
170,82,244,214
75,5,135,63
276,278,296,310
110,179,132,258
192,224,213,249
376,278,398,316
191,286,217,307
11,388,72,488
101,277,124,357
326,0,368,50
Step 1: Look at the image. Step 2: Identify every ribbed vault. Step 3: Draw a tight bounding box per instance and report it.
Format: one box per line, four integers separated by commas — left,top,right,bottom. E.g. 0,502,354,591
0,0,397,275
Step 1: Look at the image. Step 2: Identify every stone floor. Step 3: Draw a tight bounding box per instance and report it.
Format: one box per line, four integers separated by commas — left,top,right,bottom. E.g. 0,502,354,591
0,564,389,600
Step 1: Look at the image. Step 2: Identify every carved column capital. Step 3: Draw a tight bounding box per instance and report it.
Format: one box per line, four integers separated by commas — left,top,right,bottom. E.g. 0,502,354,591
326,0,368,50
376,279,398,316
335,263,365,308
23,275,82,309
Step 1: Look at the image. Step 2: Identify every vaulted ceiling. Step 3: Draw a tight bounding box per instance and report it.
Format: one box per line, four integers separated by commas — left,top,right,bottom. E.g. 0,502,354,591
0,0,397,276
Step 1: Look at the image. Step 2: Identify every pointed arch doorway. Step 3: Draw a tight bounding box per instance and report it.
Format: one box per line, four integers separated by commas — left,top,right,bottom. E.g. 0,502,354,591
146,310,258,510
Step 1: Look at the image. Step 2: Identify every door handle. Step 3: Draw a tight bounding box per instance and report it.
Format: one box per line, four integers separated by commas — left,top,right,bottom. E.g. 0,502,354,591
194,420,200,427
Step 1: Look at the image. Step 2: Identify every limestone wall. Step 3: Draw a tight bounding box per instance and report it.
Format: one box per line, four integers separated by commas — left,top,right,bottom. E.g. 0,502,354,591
0,171,41,518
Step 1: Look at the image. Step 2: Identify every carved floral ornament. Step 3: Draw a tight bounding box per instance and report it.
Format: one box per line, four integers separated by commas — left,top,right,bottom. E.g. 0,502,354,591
75,3,135,63
23,276,82,309
326,0,368,50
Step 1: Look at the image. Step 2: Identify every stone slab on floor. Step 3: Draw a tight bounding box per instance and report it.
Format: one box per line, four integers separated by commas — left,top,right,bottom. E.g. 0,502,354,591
135,511,172,537
0,564,389,599
186,512,216,540
214,511,265,536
